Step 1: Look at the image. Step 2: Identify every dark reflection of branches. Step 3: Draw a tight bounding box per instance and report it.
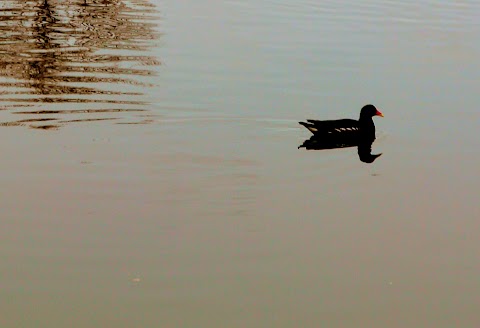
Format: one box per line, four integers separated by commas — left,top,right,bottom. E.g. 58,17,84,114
0,0,160,129
298,135,382,164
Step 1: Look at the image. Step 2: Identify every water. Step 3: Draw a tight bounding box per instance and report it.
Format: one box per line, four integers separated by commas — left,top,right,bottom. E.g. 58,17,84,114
1,1,479,327
0,0,160,129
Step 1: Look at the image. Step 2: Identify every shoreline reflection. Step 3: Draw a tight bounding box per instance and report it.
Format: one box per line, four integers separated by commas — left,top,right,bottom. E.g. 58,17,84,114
0,0,160,130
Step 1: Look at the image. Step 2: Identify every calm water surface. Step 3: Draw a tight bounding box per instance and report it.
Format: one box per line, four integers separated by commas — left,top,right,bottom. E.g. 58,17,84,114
1,0,480,327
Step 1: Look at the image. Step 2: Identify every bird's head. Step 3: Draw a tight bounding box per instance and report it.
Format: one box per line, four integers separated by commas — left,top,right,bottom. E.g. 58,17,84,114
360,104,383,119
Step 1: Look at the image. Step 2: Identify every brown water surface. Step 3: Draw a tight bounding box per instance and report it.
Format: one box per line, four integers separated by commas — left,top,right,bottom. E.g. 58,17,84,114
1,0,480,327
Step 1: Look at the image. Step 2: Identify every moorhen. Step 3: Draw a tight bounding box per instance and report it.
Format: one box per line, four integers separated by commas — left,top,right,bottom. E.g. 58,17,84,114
298,104,384,163
298,104,383,141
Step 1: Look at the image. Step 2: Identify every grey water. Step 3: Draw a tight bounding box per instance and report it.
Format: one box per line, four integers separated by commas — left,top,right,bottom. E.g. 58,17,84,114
1,0,479,327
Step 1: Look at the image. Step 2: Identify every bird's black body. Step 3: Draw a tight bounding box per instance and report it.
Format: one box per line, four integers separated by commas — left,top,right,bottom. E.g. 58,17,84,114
298,104,381,141
298,104,383,163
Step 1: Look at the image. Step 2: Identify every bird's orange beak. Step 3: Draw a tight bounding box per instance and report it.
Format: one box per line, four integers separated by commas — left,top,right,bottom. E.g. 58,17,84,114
375,110,384,117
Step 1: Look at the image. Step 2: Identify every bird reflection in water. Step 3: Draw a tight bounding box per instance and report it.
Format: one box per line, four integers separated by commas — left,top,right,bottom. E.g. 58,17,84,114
298,104,383,164
298,134,382,163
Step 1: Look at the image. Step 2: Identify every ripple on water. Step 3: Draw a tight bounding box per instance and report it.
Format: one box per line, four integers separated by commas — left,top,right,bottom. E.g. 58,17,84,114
0,0,161,130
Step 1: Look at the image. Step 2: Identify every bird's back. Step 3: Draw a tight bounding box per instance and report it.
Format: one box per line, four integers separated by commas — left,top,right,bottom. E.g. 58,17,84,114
300,118,359,135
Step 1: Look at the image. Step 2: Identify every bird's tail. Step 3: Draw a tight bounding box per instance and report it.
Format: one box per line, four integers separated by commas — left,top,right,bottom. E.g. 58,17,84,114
298,121,318,134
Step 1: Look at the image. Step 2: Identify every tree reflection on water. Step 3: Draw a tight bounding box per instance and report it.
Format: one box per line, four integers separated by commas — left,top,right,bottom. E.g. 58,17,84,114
0,0,160,129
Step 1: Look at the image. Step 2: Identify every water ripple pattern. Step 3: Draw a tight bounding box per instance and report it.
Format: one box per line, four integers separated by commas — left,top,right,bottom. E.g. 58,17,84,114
0,0,160,130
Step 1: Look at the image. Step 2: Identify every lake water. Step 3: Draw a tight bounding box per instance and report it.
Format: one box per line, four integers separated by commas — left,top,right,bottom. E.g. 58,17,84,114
1,0,479,327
